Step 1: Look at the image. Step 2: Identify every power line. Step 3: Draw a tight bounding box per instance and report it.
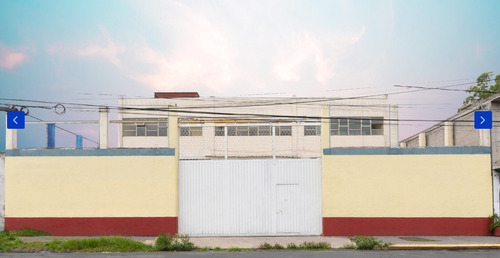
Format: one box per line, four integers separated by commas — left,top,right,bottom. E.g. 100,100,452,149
27,114,99,145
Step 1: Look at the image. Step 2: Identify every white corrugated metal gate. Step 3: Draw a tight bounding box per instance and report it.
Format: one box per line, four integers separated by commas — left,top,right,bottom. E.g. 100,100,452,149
178,159,322,236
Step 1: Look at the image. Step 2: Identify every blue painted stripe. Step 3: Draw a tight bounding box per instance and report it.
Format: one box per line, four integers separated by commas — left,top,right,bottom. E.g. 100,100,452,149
323,147,491,155
5,148,175,157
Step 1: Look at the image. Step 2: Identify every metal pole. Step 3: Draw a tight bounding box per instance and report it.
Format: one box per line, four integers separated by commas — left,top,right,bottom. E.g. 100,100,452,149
47,123,56,148
272,124,276,159
224,125,228,160
76,135,83,149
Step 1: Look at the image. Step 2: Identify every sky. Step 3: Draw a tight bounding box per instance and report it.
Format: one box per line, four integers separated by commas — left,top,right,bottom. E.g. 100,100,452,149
0,0,499,150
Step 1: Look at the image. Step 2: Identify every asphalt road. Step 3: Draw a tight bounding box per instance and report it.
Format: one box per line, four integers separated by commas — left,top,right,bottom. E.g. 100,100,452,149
3,250,500,258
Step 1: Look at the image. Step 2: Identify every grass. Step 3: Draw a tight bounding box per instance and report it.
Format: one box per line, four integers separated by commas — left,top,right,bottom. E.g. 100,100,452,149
154,233,194,251
227,247,255,252
399,237,438,242
0,233,196,253
2,228,51,237
347,236,391,250
259,241,331,250
1,232,392,253
46,237,153,252
0,228,51,252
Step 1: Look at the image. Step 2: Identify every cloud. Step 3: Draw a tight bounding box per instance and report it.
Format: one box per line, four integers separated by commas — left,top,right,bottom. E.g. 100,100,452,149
127,1,238,92
273,26,366,86
0,43,28,69
46,27,125,67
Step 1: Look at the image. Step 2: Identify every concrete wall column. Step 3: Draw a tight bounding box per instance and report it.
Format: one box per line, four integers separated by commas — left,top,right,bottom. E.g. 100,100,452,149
479,129,491,146
167,108,179,217
99,107,109,149
444,121,454,147
321,107,330,149
5,129,17,150
388,104,399,148
418,132,426,148
118,97,123,148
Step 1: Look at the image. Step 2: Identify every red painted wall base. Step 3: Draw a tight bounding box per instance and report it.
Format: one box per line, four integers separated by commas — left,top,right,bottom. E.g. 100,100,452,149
323,217,490,236
5,217,178,236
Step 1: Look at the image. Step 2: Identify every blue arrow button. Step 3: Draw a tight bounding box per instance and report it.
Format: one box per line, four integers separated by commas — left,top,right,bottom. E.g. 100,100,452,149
7,111,25,129
474,111,492,129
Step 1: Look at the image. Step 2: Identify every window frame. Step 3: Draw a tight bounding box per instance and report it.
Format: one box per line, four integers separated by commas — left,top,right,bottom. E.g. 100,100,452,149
330,117,383,136
304,125,321,136
122,118,168,137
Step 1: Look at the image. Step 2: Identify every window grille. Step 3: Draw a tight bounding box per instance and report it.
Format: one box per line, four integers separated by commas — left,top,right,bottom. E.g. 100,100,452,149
122,118,168,137
215,125,293,136
180,127,203,136
304,125,321,136
330,118,383,136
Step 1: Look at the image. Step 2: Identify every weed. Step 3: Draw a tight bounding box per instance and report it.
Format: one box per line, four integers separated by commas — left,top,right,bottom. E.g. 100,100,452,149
45,237,152,252
227,247,254,252
213,247,223,251
258,242,273,249
3,228,51,237
348,236,390,250
342,244,357,249
0,234,23,252
12,241,47,252
260,241,330,250
154,233,194,251
300,241,331,250
273,243,284,249
44,239,65,252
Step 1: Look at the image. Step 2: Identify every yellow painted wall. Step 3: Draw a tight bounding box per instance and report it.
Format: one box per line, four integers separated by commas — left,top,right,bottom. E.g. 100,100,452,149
5,155,177,217
322,154,493,217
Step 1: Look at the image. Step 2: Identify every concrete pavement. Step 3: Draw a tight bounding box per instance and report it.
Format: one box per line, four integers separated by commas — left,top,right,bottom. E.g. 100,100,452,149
18,235,500,250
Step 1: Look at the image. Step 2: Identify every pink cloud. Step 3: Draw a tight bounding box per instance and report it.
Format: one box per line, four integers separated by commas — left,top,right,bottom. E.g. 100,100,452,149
127,3,238,92
0,43,28,69
46,27,124,67
273,27,366,86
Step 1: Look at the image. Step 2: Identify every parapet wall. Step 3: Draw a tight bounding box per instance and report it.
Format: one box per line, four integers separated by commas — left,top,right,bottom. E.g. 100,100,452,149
322,147,493,236
4,148,177,236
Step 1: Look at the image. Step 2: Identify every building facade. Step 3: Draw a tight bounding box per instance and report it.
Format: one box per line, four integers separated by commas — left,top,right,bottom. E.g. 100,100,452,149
400,94,500,215
118,93,399,159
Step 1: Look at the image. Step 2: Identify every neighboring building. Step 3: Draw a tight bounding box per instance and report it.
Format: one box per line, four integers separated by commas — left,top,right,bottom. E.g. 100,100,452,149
118,93,399,159
400,93,500,214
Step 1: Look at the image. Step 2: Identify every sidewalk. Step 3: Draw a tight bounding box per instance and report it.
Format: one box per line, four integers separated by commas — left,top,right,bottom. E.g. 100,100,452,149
19,235,500,250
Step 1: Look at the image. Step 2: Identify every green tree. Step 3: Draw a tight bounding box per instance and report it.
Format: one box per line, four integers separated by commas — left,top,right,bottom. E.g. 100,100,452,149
463,72,500,105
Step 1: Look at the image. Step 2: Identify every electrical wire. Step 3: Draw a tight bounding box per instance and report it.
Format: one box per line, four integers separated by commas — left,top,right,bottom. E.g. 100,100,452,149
0,79,496,128
27,114,99,145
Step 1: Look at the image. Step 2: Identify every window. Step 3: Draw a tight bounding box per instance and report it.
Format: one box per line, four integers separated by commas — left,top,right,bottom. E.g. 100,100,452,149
226,126,271,136
276,126,292,136
304,125,321,136
330,118,383,136
180,127,203,136
123,118,167,137
215,126,225,136
215,125,288,136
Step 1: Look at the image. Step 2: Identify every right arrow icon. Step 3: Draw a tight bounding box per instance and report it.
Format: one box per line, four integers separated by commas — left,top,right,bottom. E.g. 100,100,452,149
474,111,492,129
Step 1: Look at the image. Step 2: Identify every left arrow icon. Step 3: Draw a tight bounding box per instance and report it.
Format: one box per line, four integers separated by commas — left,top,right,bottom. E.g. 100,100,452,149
7,111,25,129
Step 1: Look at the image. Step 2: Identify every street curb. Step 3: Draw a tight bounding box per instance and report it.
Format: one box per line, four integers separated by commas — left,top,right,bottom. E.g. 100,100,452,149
389,244,500,250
